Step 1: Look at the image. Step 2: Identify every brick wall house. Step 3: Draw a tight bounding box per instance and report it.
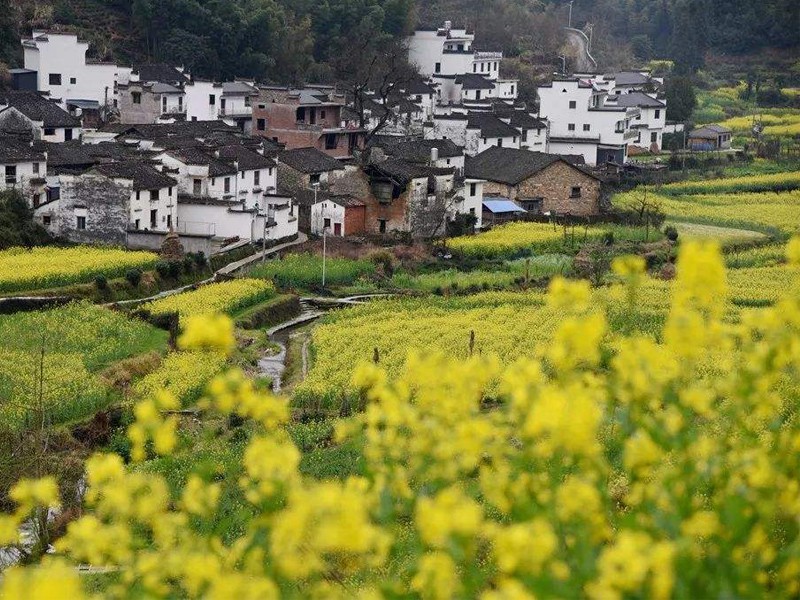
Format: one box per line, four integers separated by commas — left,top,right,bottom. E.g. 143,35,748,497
466,146,603,216
253,86,365,158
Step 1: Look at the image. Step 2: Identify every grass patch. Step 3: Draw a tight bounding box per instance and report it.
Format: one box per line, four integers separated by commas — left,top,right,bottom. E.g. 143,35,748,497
248,254,376,290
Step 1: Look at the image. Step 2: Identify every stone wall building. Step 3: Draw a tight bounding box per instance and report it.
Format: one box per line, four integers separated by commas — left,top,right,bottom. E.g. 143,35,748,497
465,146,603,216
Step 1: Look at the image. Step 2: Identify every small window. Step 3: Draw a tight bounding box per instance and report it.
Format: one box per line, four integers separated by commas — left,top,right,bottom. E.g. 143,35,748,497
469,183,476,196
241,171,246,180
224,177,231,194
473,63,477,73
320,110,326,120
256,118,266,131
570,186,582,198
434,62,441,73
132,91,141,104
379,219,387,233
150,209,157,228
135,218,140,230
209,94,216,106
497,138,502,147
32,162,39,174
568,123,576,131
166,214,172,229
510,85,515,95
44,127,55,136
33,193,41,207
136,191,141,201
4,165,16,185
323,217,331,229
583,124,591,131
150,190,159,201
193,179,202,195
569,100,577,109
324,134,338,150
169,187,173,197
43,215,51,225
254,170,260,186
49,73,62,86
76,215,86,230
310,173,321,185
70,77,76,84
64,128,73,141
522,130,528,142
655,109,661,119
651,132,658,143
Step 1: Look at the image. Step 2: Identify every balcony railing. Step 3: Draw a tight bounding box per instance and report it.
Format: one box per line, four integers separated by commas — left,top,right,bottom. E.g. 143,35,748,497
162,106,187,115
219,106,252,117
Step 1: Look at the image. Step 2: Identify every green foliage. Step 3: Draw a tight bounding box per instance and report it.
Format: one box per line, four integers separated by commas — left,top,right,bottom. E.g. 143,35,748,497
665,76,697,122
0,190,51,250
249,253,376,290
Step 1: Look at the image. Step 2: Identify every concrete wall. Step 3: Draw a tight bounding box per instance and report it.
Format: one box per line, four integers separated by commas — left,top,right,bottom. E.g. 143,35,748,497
119,86,161,124
310,200,345,236
0,159,46,207
127,230,214,256
128,185,177,232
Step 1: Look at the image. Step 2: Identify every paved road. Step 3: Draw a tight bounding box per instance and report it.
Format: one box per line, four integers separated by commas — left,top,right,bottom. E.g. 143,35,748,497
564,27,597,72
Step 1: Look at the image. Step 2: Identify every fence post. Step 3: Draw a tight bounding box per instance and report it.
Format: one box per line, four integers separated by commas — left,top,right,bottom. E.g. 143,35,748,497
469,330,475,357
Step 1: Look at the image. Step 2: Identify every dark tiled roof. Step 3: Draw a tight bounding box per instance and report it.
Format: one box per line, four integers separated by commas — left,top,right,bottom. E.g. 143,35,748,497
105,120,238,139
278,147,345,174
370,157,454,186
0,91,81,128
689,125,731,138
613,91,665,108
406,80,436,95
381,138,463,163
216,145,276,170
222,81,258,95
41,141,96,171
454,74,496,90
614,71,653,86
466,113,520,138
0,136,46,163
134,64,189,85
168,147,237,177
92,161,177,190
465,146,599,185
497,110,547,130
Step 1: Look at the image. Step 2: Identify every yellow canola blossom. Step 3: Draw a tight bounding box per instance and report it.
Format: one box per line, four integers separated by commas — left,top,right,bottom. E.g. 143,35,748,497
4,240,800,598
142,278,274,318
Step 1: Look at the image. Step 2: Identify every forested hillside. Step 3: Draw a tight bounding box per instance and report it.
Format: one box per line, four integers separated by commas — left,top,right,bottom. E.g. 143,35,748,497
0,0,798,85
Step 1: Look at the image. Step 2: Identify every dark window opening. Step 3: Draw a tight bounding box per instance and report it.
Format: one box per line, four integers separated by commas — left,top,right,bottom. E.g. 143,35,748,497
254,170,260,186
256,118,266,131
4,165,16,185
150,189,159,201
64,128,73,141
49,73,61,86
43,127,55,136
166,214,172,229
193,179,202,195
323,217,331,229
434,62,441,73
76,215,86,230
469,183,477,196
224,177,231,194
43,215,51,225
209,94,216,106
310,173,321,185
324,134,338,150
296,107,306,122
583,124,591,131
655,109,661,119
570,186,582,198
569,100,577,109
132,91,141,104
568,124,575,131
150,209,157,228
379,219,387,233
69,77,76,84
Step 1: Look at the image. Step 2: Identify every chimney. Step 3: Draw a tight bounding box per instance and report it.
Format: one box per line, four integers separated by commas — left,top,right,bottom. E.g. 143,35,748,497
444,20,452,31
430,146,439,165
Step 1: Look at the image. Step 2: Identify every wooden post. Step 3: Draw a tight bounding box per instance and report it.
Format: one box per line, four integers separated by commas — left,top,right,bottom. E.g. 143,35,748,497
469,330,475,357
373,347,379,364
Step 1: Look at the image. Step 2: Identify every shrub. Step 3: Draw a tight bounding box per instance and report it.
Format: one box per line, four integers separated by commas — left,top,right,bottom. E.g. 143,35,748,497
664,225,679,242
125,268,142,287
94,275,107,290
154,260,171,279
167,260,183,279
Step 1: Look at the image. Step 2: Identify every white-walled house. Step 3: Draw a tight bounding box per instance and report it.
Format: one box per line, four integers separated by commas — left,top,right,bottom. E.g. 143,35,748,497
425,112,521,156
21,31,123,108
91,161,178,232
214,145,278,209
537,78,639,165
0,91,82,142
456,177,485,228
0,137,47,208
185,80,224,122
156,147,239,202
605,91,666,152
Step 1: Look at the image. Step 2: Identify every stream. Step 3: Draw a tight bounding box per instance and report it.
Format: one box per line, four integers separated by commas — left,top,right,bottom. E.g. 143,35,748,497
257,294,394,393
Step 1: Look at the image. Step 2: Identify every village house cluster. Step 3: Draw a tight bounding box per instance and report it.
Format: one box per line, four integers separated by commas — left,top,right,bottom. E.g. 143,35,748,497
0,24,678,254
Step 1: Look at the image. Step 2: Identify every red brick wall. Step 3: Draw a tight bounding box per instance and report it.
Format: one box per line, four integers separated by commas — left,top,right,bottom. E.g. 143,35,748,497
363,191,410,234
344,205,366,235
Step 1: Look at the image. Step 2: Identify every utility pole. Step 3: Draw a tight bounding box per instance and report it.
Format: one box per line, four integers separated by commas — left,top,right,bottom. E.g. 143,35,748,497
322,226,327,288
568,0,574,28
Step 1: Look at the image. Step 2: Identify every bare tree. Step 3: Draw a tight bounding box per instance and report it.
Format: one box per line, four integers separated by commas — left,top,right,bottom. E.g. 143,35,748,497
334,37,418,149
409,181,460,240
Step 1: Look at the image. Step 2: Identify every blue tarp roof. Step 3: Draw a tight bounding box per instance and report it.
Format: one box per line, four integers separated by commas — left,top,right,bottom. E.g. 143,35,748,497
482,198,526,214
